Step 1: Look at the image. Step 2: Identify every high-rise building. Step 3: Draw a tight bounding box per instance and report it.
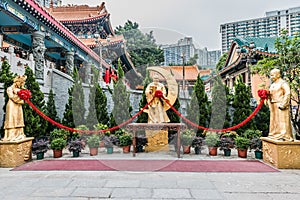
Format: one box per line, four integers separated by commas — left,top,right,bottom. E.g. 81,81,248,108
220,6,300,53
162,37,221,68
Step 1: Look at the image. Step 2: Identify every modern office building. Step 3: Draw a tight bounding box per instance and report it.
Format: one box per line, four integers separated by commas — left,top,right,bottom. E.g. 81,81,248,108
162,37,221,68
220,6,300,53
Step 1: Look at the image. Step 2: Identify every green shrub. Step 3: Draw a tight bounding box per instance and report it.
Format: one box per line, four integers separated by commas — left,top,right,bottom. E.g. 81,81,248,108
205,132,220,147
235,136,250,150
119,133,132,146
50,138,67,150
86,134,100,148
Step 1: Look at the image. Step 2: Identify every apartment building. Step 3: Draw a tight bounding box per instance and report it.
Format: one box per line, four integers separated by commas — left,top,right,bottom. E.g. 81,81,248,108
220,6,300,53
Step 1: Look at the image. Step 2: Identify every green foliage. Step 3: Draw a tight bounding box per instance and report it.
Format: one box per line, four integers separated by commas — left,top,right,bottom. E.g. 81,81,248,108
252,30,300,139
234,136,250,150
243,129,262,140
205,132,220,147
110,64,132,128
209,76,227,130
115,20,164,77
118,133,133,146
186,74,209,135
254,103,270,136
0,60,14,137
50,129,68,140
45,89,60,135
93,123,109,138
62,69,85,130
23,67,47,138
50,138,67,150
86,134,100,148
232,76,255,134
216,52,228,71
180,129,195,146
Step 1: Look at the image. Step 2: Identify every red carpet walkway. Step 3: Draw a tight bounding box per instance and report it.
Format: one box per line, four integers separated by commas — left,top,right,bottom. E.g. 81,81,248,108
12,160,279,172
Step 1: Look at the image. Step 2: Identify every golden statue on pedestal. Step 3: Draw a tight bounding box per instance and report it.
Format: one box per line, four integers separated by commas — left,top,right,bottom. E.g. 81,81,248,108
2,75,27,142
268,69,294,141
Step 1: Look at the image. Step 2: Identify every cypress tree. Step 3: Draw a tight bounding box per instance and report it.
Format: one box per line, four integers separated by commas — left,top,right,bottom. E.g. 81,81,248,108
45,89,60,135
110,60,132,128
62,69,85,128
23,66,47,138
254,103,270,137
187,74,209,135
86,67,109,129
209,76,227,130
232,76,256,135
0,60,14,137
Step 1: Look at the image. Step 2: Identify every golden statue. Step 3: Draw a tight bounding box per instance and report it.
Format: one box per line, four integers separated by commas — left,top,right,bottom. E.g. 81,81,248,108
268,69,294,141
145,74,170,123
2,75,27,142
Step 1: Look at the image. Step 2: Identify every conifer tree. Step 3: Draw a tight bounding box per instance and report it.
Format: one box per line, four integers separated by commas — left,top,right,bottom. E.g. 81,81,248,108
110,60,132,128
62,69,85,128
86,67,109,129
45,89,60,135
23,67,47,138
209,76,227,130
232,76,256,135
224,85,233,128
187,74,209,135
0,60,14,137
254,103,270,137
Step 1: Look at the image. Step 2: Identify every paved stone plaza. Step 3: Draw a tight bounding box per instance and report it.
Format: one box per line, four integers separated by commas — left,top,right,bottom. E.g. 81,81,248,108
1,146,300,200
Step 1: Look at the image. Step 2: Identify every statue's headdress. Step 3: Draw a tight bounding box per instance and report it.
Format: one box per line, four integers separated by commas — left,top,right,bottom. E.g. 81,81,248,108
13,75,27,83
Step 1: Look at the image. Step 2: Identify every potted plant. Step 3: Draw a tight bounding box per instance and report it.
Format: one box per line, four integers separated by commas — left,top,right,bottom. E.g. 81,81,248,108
235,136,250,158
93,123,109,147
219,137,235,156
250,138,263,159
103,134,119,154
32,137,50,160
191,136,204,154
219,132,236,156
180,129,195,154
50,138,67,158
205,132,220,156
118,133,132,153
86,134,100,156
68,138,84,157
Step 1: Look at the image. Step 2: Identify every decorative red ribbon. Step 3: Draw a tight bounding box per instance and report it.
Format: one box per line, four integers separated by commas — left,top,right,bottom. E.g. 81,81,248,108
19,88,266,133
20,89,152,133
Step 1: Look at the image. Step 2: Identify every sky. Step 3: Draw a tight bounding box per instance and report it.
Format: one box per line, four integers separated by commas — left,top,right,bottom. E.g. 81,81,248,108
62,0,300,50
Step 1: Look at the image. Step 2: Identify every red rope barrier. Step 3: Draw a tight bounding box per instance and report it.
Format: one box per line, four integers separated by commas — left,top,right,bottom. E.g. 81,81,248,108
24,98,153,134
18,88,268,134
162,96,265,132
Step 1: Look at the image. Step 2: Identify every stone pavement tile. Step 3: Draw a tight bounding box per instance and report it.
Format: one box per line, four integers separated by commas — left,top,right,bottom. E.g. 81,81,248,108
69,178,106,187
105,179,141,187
15,197,88,200
71,187,112,198
152,188,192,198
33,177,73,187
177,180,216,189
30,187,75,197
140,179,178,188
111,188,152,198
268,193,300,200
0,187,36,199
190,189,223,199
222,193,273,200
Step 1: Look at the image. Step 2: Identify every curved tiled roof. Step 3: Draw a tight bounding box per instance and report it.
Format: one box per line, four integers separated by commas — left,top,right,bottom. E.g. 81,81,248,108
234,36,277,53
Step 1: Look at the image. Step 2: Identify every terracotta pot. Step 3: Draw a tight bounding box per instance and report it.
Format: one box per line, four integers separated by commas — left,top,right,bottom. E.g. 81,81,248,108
53,149,62,158
89,147,98,156
99,141,105,148
237,148,247,158
122,145,131,153
208,147,218,156
182,145,191,154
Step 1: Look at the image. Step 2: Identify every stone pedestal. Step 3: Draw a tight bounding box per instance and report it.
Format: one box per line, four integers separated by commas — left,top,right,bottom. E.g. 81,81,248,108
145,130,169,152
0,137,34,168
261,137,300,169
